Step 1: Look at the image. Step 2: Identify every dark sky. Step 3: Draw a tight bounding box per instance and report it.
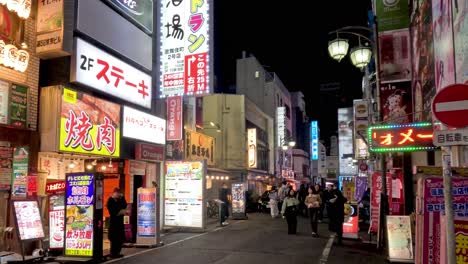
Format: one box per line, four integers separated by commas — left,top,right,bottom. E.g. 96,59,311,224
214,1,372,142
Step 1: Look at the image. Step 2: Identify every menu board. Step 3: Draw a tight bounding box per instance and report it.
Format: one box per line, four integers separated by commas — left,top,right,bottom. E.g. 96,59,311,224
12,147,29,198
164,161,204,228
0,146,12,188
9,84,28,129
386,215,413,261
65,174,94,257
136,188,157,245
49,194,65,249
13,200,45,240
232,183,245,215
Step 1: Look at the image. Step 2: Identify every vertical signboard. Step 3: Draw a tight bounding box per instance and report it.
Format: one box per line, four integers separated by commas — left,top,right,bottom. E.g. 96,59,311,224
11,147,29,198
375,0,410,31
276,107,286,147
136,187,157,245
64,174,94,257
13,201,45,240
452,0,468,84
310,121,319,160
380,81,412,124
9,84,28,129
160,0,212,97
164,161,204,229
338,108,355,176
379,29,411,83
166,96,183,141
343,203,359,239
386,215,414,262
48,184,65,250
353,99,369,159
185,130,214,166
370,173,392,233
0,146,12,188
0,80,9,124
247,128,257,168
231,183,246,219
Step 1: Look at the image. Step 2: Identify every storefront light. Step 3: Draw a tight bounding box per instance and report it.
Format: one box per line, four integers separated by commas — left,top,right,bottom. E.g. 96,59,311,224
216,176,219,180
211,176,215,179
86,164,93,170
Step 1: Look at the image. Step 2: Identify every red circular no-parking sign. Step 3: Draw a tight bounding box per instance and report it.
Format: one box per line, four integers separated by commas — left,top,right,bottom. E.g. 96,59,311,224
432,84,468,128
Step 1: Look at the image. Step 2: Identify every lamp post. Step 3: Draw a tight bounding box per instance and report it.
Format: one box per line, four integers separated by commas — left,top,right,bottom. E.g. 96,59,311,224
327,23,388,248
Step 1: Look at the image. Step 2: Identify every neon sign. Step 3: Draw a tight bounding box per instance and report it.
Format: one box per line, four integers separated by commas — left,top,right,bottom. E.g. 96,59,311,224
368,123,436,152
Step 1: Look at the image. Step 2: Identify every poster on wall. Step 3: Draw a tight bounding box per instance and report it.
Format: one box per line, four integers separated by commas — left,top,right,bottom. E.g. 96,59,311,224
13,200,45,241
164,161,205,229
0,80,9,125
9,84,28,129
64,174,94,257
12,147,29,198
231,183,246,219
159,0,212,97
386,215,414,261
380,81,412,124
136,188,157,245
59,88,121,157
48,191,65,249
379,29,411,83
0,146,12,189
453,0,468,84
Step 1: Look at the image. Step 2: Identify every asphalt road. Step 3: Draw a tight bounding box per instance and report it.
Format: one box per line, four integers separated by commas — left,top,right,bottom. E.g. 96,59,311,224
104,213,385,264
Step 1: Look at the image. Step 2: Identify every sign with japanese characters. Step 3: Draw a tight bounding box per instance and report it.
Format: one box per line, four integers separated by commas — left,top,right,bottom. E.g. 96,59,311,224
454,218,468,264
0,146,12,189
123,106,166,145
164,161,204,229
64,174,94,257
36,0,70,59
104,0,153,34
433,129,468,146
310,121,319,160
247,128,257,168
135,143,164,162
13,200,45,241
277,107,286,147
166,96,183,141
368,123,435,152
185,130,214,166
136,188,157,243
159,0,212,97
71,38,152,108
12,147,29,198
46,181,66,193
49,193,65,249
386,215,413,261
9,84,28,129
59,88,121,157
232,183,246,216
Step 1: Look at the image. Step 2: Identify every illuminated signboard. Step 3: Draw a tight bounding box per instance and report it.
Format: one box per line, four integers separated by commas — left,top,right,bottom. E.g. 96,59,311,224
64,174,94,256
368,123,435,152
185,130,215,166
59,88,120,157
247,128,257,168
123,106,166,145
277,107,286,146
13,201,45,241
311,121,318,160
159,0,211,97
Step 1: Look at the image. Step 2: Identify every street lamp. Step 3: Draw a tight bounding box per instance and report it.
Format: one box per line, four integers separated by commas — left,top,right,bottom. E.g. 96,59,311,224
349,45,372,69
328,38,349,62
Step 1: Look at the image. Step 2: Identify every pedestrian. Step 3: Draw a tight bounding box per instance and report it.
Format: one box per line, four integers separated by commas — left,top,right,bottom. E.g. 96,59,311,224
297,184,308,217
323,184,334,220
219,182,231,225
268,186,279,218
305,185,322,237
328,188,347,245
278,181,288,213
106,188,127,258
315,184,324,222
281,189,300,235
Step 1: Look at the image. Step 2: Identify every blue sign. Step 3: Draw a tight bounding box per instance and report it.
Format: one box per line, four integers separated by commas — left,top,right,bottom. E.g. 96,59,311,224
311,121,319,160
137,188,156,237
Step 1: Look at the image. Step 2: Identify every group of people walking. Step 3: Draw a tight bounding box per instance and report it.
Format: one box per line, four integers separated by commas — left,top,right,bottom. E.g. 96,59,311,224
268,181,348,244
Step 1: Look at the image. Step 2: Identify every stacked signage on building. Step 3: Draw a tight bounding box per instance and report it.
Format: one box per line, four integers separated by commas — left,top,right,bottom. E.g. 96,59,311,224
310,121,319,160
247,128,257,168
277,107,286,147
123,106,166,144
353,99,369,159
338,108,356,176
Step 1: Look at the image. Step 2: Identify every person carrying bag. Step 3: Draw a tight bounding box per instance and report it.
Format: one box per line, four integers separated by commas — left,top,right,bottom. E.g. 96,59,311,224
281,189,300,235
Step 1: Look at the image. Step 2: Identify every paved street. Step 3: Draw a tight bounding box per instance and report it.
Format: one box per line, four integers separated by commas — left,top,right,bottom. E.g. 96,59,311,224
104,214,386,264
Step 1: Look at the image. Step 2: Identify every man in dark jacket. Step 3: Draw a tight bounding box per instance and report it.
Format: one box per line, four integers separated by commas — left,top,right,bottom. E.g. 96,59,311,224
107,188,127,258
328,188,347,245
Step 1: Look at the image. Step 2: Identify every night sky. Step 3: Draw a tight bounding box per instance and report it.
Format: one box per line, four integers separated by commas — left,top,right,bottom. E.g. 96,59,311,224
214,1,372,144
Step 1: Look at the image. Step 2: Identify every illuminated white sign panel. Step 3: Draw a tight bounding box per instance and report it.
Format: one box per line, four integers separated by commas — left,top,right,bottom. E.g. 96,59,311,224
159,0,211,97
247,128,257,168
123,106,166,145
277,107,286,146
71,38,152,108
311,121,319,160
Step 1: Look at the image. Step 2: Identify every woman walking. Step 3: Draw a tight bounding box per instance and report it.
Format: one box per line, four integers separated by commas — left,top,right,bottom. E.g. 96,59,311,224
269,186,279,218
281,189,300,234
305,185,322,237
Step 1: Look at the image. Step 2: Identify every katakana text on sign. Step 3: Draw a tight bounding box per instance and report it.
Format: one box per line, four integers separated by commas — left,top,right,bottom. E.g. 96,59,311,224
369,123,435,152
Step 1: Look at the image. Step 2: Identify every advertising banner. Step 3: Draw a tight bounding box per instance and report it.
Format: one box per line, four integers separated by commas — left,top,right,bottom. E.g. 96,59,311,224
454,218,468,263
12,147,29,198
65,174,94,257
343,203,359,239
0,146,12,189
9,84,28,129
310,121,319,160
135,143,164,162
379,29,411,83
386,215,413,261
354,176,368,202
375,0,410,31
160,0,211,97
71,38,152,108
247,128,257,168
185,130,214,166
49,193,65,249
123,106,166,145
59,88,120,157
432,0,455,91
380,81,412,124
164,161,204,229
369,173,392,233
338,108,355,176
231,183,246,218
453,0,468,84
104,0,153,33
136,188,157,245
166,96,183,141
13,200,45,241
0,80,9,124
